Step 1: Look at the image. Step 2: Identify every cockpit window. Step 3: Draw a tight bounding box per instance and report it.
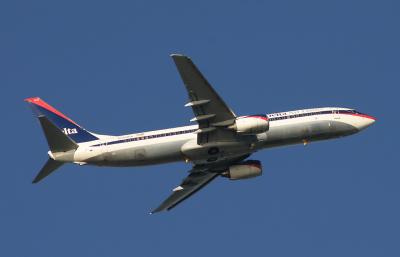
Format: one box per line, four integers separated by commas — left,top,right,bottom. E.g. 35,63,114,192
340,109,364,115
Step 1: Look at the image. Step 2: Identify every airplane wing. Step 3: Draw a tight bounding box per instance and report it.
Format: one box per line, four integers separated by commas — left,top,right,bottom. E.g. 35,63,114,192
150,170,219,214
150,155,250,214
171,54,237,144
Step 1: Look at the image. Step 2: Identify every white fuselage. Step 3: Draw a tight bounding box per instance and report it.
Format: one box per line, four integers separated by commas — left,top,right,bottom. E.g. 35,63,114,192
68,107,375,167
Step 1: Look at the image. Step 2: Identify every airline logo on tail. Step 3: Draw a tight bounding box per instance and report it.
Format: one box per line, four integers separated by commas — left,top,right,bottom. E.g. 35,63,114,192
63,128,78,135
25,97,98,143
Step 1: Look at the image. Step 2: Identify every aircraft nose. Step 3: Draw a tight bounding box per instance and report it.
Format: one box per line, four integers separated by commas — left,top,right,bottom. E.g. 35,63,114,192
357,114,376,130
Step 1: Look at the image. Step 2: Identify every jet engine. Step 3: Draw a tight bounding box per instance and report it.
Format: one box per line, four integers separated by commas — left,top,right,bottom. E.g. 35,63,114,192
230,115,269,135
222,160,262,180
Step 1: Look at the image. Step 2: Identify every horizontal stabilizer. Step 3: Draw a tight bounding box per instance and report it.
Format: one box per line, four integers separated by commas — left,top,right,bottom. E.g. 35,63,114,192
33,158,64,183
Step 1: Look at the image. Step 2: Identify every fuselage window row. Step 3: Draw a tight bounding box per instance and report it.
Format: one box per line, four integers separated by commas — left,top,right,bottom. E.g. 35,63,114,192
92,110,360,147
92,129,198,147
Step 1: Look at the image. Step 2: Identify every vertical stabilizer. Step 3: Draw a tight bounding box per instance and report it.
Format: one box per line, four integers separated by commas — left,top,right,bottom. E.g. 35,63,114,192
38,116,78,153
25,97,98,144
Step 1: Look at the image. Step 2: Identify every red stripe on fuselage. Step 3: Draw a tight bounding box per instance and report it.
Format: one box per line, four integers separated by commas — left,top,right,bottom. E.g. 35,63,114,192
24,97,79,126
245,115,269,121
341,113,376,121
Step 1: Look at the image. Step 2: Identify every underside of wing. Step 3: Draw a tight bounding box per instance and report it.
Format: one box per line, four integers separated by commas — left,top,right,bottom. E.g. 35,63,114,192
171,54,237,144
150,155,251,214
150,171,219,214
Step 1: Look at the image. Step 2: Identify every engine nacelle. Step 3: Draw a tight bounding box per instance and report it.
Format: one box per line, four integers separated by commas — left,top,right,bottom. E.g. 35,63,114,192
222,160,262,180
230,115,269,135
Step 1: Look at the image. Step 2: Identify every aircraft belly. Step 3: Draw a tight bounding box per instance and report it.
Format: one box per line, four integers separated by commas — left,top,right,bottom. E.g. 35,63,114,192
181,139,253,164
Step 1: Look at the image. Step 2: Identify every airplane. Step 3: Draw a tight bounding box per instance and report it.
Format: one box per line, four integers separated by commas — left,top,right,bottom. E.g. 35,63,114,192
25,54,376,213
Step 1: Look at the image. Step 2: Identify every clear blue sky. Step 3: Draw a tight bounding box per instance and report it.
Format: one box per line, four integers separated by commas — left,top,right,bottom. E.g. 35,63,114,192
1,0,399,256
